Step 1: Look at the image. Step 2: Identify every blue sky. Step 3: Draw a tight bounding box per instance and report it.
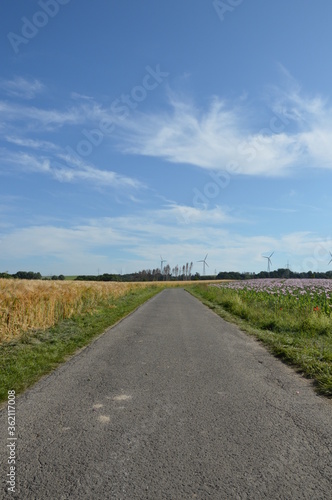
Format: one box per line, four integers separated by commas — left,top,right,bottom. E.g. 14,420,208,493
1,0,332,275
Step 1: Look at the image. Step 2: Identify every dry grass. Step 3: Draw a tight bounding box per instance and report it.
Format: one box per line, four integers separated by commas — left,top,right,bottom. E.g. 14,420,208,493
0,279,154,342
0,279,224,343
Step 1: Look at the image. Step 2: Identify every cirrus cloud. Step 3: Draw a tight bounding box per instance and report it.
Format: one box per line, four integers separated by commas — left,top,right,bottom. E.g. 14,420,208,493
111,87,332,178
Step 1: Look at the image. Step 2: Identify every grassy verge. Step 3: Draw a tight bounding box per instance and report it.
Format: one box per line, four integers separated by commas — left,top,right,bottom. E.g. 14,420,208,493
186,284,332,397
0,285,162,404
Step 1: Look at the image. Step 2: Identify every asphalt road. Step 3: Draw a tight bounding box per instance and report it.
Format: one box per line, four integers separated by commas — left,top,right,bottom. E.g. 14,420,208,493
1,288,332,499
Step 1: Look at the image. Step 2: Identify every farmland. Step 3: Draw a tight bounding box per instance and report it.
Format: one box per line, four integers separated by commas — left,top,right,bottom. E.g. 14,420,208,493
1,277,332,400
212,278,332,334
0,280,169,403
0,278,222,402
0,279,156,342
188,279,332,396
0,279,222,343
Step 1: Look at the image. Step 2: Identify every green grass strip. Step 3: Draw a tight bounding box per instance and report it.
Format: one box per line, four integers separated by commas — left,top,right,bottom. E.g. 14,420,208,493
0,286,162,404
186,284,332,398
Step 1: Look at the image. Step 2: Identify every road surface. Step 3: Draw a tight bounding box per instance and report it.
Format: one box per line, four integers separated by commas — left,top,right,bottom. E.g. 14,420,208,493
1,288,331,499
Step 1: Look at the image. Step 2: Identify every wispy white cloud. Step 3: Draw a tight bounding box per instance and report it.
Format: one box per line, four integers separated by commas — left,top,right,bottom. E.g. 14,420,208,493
0,77,45,99
54,152,144,189
0,100,94,130
0,149,144,190
4,135,59,151
52,161,144,189
2,72,332,180
70,92,95,101
0,150,51,174
269,64,327,124
156,203,239,225
111,87,332,177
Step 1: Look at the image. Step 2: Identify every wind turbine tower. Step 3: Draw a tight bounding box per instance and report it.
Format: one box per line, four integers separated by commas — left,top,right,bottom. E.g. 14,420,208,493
263,252,274,273
197,254,209,276
160,256,166,273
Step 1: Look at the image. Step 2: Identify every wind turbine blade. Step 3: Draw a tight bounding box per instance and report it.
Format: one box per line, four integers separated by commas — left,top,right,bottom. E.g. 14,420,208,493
205,262,209,267
205,254,208,260
269,251,274,258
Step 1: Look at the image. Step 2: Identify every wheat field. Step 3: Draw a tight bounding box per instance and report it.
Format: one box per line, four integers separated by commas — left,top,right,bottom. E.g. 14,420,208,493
0,279,156,342
0,279,223,343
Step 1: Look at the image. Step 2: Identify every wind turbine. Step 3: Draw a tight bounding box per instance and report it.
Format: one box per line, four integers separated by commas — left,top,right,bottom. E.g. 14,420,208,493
263,252,274,273
328,252,332,265
197,254,209,276
160,256,166,273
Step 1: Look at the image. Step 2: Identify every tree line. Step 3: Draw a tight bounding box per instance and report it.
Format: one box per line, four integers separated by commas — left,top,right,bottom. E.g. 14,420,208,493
75,262,196,282
0,271,65,280
216,268,332,280
76,267,332,282
2,267,332,281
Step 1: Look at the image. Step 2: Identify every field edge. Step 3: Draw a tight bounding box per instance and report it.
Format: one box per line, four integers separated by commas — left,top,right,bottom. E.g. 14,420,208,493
185,284,332,399
0,285,164,406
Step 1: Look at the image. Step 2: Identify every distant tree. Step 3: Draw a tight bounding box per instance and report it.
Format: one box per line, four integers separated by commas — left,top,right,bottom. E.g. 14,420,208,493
14,271,42,280
0,272,11,279
164,264,171,280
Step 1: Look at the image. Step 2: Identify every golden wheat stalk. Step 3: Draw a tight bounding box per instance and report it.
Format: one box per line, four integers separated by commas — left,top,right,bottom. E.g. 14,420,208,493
0,279,148,342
